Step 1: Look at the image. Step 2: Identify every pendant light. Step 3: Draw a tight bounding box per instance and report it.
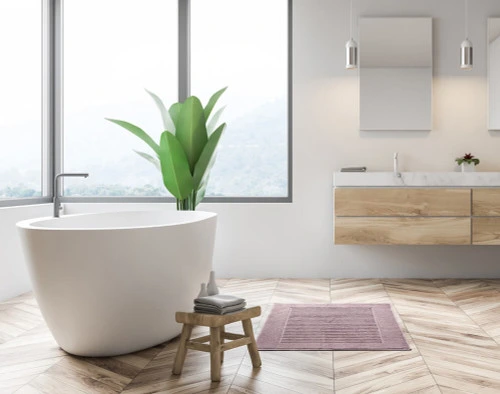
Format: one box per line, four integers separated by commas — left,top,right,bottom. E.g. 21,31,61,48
460,0,473,70
345,0,357,69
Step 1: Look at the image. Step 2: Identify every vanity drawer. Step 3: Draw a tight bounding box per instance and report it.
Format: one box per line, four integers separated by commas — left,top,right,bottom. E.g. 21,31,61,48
472,218,500,245
472,189,500,216
335,188,471,217
335,217,471,245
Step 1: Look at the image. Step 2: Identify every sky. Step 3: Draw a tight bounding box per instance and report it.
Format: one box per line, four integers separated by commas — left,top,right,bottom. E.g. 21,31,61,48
0,1,42,187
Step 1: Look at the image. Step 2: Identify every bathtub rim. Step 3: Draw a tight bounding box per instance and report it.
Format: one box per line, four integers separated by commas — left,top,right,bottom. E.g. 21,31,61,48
16,210,217,232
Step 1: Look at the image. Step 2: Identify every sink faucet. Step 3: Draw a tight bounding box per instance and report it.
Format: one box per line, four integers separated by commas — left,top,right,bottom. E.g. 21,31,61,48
53,173,89,217
393,152,401,178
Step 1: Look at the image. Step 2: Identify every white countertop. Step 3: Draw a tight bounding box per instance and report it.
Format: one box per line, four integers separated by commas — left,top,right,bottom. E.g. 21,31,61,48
333,172,500,187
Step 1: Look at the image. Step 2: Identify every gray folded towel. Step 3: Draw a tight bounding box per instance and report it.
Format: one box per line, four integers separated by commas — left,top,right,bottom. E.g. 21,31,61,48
194,294,245,308
194,302,246,315
340,166,367,172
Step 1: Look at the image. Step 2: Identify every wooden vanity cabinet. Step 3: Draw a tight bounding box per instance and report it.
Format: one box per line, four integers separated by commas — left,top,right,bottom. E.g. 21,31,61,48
473,189,500,216
334,188,472,245
335,216,471,245
335,187,500,245
335,188,471,217
472,189,500,245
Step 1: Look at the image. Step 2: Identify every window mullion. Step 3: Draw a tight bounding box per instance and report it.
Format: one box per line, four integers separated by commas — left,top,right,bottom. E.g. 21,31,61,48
44,0,63,199
53,0,63,195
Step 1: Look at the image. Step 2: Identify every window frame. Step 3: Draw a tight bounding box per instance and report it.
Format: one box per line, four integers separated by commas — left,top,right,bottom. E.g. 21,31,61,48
2,0,292,207
0,0,52,207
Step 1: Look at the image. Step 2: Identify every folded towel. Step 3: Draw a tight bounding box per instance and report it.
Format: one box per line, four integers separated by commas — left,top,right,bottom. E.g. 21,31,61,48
340,166,367,172
194,302,246,315
195,302,246,313
194,294,245,308
194,307,246,315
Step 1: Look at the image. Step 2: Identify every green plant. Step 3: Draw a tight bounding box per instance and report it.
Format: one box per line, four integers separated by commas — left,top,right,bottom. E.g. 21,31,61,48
106,87,227,210
455,153,480,166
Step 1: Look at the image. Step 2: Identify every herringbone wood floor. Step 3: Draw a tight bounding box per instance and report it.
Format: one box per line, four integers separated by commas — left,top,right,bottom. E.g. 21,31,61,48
1,279,500,393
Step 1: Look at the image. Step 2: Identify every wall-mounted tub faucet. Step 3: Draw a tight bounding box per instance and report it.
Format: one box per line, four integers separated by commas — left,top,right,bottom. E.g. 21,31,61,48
393,152,401,178
53,173,89,217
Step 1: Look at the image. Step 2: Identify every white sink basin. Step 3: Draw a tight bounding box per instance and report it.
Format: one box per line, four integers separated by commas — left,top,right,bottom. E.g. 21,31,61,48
333,172,500,187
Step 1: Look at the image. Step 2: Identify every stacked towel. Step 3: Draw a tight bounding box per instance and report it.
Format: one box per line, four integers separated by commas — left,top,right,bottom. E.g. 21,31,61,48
194,294,246,315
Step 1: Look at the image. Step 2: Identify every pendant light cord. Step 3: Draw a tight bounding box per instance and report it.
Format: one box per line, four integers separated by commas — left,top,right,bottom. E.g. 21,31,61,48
350,0,353,38
465,0,468,39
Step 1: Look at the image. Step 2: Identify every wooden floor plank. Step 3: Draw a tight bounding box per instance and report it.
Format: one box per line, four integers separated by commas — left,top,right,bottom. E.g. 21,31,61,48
16,373,89,394
0,279,499,393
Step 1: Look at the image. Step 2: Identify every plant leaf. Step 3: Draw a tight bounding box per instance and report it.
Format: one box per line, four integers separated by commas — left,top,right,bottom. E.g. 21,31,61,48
204,87,227,121
207,106,226,135
193,123,225,190
133,150,161,172
176,96,207,172
145,89,176,133
159,131,193,200
195,174,210,207
169,102,183,128
106,118,160,156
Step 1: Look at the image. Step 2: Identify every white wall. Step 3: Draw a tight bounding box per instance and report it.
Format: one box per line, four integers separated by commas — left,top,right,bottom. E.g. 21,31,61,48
3,0,500,302
489,36,500,129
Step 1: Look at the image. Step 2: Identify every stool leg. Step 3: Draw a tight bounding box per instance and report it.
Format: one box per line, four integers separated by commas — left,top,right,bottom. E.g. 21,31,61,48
172,324,193,375
242,319,262,368
209,327,222,381
220,325,225,364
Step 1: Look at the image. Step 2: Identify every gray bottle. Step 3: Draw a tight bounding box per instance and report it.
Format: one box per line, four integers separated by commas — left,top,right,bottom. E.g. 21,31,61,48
207,271,219,296
197,283,208,298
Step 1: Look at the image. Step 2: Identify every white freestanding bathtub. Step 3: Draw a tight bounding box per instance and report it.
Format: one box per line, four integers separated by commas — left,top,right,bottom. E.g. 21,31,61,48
17,210,217,357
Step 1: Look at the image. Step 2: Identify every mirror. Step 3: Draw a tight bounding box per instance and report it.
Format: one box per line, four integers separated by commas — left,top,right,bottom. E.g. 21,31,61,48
489,18,500,130
359,18,433,131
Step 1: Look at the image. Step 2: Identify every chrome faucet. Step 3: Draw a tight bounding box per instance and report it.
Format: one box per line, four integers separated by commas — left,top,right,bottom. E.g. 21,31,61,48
393,152,401,178
53,173,89,217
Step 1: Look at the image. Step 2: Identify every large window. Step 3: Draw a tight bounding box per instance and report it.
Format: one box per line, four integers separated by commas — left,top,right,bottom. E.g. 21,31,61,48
63,0,178,196
0,1,43,200
1,0,290,205
191,0,289,197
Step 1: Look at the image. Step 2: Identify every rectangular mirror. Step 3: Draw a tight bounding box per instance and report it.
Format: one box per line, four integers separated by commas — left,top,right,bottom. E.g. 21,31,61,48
359,18,432,131
489,18,500,130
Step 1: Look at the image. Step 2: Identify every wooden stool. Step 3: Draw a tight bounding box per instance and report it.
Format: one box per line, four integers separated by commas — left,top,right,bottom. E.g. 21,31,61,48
172,306,262,382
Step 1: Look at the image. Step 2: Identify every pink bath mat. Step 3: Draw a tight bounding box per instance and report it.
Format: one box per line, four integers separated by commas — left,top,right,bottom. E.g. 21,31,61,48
257,304,410,351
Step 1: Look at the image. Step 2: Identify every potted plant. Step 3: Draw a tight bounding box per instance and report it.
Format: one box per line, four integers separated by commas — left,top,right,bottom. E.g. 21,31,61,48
455,153,480,172
106,87,227,210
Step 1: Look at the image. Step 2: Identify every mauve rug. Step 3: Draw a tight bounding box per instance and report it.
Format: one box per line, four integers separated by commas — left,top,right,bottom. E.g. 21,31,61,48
257,304,410,351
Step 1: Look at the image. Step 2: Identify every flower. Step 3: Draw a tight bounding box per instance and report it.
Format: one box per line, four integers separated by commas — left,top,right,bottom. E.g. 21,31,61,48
455,153,480,166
